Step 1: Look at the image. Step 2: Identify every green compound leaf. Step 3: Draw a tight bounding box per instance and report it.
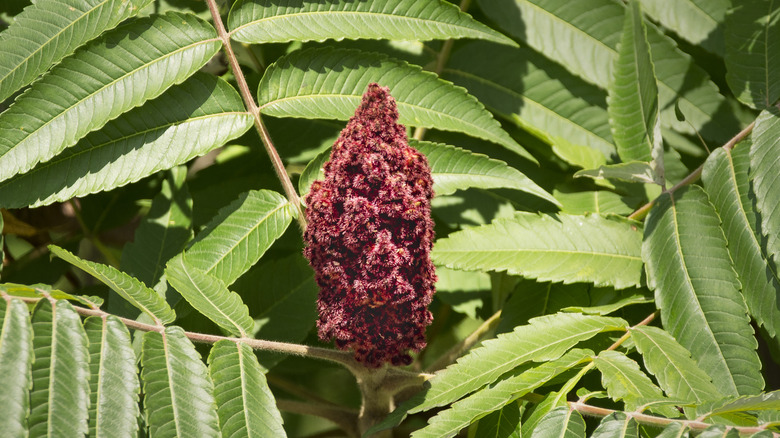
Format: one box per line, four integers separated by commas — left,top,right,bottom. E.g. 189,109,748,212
725,1,780,109
208,341,286,438
228,0,515,46
29,299,90,438
184,189,294,287
639,0,728,56
476,0,739,145
593,350,676,416
643,186,763,397
591,413,639,438
608,0,657,163
444,41,615,158
165,254,254,337
120,167,193,288
702,143,780,338
49,245,176,324
373,314,626,433
432,212,643,289
750,108,780,282
630,326,722,404
0,73,252,209
0,0,151,104
0,12,221,183
0,298,33,438
257,47,535,162
141,327,220,438
410,349,592,438
531,406,586,438
84,316,139,438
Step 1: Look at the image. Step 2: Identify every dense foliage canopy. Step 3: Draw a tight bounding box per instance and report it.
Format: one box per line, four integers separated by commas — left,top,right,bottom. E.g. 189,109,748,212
0,0,778,437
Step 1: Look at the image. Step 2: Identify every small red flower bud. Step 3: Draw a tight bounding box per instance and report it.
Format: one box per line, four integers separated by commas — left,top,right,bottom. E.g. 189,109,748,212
303,83,436,368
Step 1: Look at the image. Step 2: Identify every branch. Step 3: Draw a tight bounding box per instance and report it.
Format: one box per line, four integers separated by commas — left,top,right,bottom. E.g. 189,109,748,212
204,0,306,231
629,121,755,221
569,401,778,436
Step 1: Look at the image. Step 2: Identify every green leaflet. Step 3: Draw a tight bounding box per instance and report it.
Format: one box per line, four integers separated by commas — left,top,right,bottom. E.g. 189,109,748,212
531,406,586,438
0,73,252,209
29,299,90,437
372,314,626,433
630,326,722,405
120,167,193,288
443,41,615,158
553,189,636,216
184,189,294,287
410,349,592,438
575,161,657,184
476,0,739,145
0,12,221,183
141,327,220,438
208,341,286,438
468,403,521,438
608,0,657,163
432,212,644,289
699,391,780,419
0,0,152,103
643,186,763,396
640,0,728,56
591,413,639,438
750,108,780,282
48,245,176,324
228,0,515,46
702,143,780,338
0,298,33,438
84,316,139,438
298,140,558,205
165,254,254,337
257,47,535,162
725,1,780,109
593,350,676,417
0,282,102,308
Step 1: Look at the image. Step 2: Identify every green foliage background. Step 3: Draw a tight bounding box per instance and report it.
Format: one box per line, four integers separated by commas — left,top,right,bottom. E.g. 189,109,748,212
0,0,779,437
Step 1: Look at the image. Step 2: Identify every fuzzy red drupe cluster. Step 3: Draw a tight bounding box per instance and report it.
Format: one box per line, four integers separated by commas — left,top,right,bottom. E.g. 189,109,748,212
303,83,436,367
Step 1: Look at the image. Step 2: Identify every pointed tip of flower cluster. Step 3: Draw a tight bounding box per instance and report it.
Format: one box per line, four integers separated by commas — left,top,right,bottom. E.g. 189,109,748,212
303,83,436,368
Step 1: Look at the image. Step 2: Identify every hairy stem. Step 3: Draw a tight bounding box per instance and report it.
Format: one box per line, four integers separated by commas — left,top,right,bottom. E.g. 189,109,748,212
204,0,306,231
629,121,755,221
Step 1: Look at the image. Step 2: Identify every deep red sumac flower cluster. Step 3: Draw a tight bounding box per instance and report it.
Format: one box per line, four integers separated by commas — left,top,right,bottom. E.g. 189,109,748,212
303,83,436,368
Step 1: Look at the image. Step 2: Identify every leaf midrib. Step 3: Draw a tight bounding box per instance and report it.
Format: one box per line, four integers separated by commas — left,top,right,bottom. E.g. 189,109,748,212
444,67,613,150
231,10,492,38
0,111,248,192
0,0,110,86
412,325,618,410
200,199,288,276
437,247,641,261
0,34,220,179
667,199,738,395
259,94,503,146
524,0,717,124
